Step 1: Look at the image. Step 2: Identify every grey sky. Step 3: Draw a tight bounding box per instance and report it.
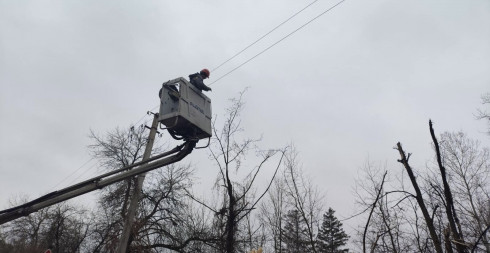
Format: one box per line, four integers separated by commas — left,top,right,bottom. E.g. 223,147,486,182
1,0,489,233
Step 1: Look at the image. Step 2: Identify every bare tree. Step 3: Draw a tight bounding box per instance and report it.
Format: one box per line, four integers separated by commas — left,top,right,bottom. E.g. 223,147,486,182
476,93,490,134
0,197,52,252
396,141,444,253
354,157,445,253
438,131,490,251
258,146,327,253
282,146,323,253
390,121,490,252
196,90,286,253
88,125,149,252
88,124,216,252
429,121,467,253
259,176,287,253
0,229,13,252
353,159,416,253
362,170,387,253
89,203,121,252
0,196,90,253
89,125,148,230
130,165,217,252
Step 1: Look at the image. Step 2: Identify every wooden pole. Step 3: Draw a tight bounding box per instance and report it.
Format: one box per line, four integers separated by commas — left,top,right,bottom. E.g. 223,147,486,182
117,114,159,253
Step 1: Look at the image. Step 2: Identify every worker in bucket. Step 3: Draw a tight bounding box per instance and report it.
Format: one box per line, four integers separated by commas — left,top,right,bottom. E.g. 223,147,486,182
158,68,211,98
189,68,212,92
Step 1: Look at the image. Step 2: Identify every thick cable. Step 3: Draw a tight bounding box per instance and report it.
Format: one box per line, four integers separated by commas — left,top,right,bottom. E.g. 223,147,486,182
209,0,346,86
211,0,320,72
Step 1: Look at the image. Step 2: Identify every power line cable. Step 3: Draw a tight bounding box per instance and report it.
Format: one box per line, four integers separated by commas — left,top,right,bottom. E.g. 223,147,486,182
211,0,320,72
48,104,159,192
130,109,153,129
34,0,345,194
41,0,334,192
66,160,100,187
131,103,160,129
49,157,95,191
209,0,346,86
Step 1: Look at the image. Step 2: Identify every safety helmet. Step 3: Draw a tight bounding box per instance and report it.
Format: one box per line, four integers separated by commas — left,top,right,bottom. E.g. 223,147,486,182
200,68,210,79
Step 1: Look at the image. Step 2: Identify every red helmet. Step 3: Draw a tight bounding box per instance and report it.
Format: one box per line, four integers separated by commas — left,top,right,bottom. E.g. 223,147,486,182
200,68,210,78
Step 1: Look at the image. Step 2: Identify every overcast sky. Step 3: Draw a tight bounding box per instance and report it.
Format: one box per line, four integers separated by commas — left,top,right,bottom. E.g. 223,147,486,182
1,0,489,233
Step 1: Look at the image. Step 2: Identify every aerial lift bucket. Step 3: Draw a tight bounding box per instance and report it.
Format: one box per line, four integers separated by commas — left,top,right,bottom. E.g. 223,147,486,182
158,77,212,141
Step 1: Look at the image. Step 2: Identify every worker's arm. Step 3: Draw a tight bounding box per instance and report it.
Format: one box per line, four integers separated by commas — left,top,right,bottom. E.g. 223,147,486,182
191,76,212,91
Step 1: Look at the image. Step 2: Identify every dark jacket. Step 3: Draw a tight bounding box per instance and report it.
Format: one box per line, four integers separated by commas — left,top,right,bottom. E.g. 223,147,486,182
189,73,211,92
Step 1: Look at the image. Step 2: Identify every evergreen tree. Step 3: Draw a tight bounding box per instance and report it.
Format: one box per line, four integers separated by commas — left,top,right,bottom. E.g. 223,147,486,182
282,209,311,253
317,208,349,253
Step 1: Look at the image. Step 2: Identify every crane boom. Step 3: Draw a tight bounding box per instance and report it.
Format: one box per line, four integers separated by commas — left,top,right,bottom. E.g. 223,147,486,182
0,140,197,225
1,75,213,226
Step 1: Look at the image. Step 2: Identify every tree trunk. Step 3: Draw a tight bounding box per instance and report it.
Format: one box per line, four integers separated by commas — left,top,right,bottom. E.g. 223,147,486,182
429,120,467,253
225,166,236,253
445,226,455,253
396,142,444,253
363,171,387,253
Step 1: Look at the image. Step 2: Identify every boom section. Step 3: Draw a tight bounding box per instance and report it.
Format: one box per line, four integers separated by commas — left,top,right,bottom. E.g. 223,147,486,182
0,140,197,225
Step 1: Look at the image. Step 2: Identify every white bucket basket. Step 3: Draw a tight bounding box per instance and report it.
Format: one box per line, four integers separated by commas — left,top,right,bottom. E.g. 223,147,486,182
158,77,212,140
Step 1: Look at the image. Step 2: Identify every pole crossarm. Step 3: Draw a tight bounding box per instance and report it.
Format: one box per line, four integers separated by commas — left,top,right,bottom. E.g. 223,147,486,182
0,140,197,225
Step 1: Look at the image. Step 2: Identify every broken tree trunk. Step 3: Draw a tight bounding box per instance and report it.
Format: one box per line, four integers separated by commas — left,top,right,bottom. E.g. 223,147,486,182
396,142,444,253
429,120,467,253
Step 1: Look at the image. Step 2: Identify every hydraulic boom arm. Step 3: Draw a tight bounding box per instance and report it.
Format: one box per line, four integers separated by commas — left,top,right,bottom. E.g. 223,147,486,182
0,140,197,225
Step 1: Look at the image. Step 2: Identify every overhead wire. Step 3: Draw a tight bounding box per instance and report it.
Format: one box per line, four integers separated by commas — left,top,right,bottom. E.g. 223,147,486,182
130,112,151,129
211,0,321,72
48,157,95,191
46,0,346,193
66,160,100,187
209,0,347,86
129,103,160,131
48,105,159,192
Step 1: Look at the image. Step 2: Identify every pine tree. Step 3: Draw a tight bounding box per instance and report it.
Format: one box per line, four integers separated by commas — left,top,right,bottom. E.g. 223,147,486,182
317,208,349,253
282,209,311,253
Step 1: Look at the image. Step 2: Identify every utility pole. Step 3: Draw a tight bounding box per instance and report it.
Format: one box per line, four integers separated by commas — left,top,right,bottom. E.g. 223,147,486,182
117,113,159,253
